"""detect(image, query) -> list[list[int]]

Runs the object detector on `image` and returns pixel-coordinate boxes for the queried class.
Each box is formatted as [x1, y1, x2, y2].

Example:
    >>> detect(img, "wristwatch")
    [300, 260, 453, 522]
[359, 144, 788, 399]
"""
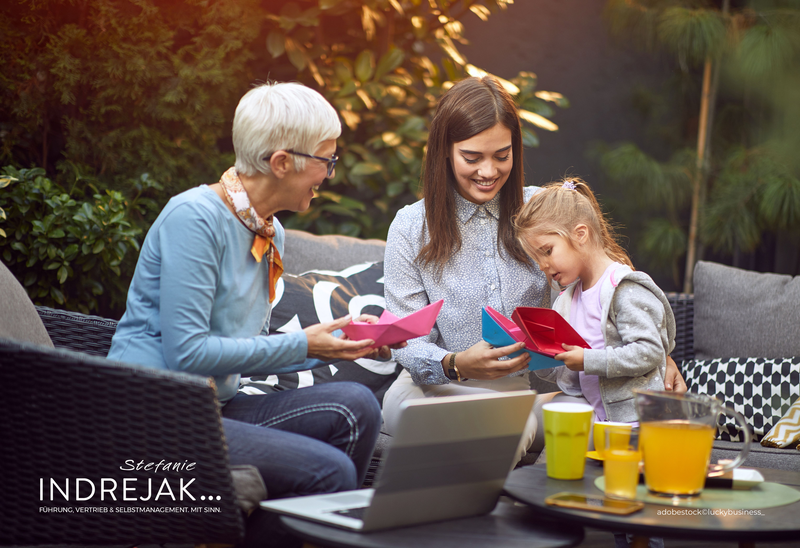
[446, 352, 466, 382]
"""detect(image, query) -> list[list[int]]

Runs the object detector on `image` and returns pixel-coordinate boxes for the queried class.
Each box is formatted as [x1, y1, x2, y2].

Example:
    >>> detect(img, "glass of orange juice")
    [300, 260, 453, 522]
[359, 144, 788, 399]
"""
[603, 426, 641, 500]
[635, 391, 752, 497]
[593, 421, 631, 458]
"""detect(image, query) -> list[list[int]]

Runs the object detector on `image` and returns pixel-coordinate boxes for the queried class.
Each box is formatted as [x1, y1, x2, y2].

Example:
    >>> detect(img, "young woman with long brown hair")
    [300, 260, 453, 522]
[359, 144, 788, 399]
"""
[381, 76, 686, 461]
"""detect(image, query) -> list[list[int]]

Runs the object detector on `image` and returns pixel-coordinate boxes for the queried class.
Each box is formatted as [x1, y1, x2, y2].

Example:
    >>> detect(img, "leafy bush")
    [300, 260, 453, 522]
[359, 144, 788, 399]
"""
[1, 0, 567, 240]
[0, 166, 142, 316]
[0, 0, 258, 194]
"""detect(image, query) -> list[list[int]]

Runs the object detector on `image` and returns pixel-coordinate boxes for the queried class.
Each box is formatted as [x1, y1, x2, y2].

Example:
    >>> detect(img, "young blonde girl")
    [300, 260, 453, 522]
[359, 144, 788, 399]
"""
[514, 178, 676, 423]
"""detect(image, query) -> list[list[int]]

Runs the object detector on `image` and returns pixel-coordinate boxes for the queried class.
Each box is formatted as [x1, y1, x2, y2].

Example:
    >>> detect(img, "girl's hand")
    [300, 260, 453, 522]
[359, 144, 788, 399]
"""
[305, 316, 380, 362]
[555, 344, 584, 371]
[348, 314, 408, 360]
[446, 341, 530, 380]
[664, 355, 687, 393]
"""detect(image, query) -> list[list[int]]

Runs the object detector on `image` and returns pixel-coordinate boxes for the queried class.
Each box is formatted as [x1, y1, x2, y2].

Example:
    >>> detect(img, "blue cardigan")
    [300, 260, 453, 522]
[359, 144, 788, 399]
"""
[108, 185, 320, 402]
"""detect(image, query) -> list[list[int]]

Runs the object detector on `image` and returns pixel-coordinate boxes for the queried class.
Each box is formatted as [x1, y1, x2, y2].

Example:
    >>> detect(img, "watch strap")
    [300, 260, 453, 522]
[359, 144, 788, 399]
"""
[446, 352, 458, 381]
[447, 352, 466, 382]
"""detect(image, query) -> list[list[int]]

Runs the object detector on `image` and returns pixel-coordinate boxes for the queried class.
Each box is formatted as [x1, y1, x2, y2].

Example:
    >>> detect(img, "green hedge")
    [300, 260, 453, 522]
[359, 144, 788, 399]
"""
[0, 166, 143, 316]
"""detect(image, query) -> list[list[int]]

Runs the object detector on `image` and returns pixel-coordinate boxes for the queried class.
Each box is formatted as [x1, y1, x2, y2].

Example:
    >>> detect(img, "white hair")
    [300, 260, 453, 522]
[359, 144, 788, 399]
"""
[232, 82, 341, 176]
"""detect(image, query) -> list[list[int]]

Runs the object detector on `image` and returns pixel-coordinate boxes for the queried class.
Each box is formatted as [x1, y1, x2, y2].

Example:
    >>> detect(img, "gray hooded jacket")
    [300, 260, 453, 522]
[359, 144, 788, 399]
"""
[536, 264, 676, 422]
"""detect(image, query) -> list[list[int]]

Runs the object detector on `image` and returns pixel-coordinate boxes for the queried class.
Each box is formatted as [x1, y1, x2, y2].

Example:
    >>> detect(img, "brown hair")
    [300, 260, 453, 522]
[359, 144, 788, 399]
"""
[513, 177, 633, 279]
[417, 76, 528, 272]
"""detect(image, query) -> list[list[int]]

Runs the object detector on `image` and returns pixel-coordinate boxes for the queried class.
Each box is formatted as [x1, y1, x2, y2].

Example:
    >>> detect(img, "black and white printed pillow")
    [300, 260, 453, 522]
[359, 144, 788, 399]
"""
[681, 357, 800, 442]
[239, 262, 402, 406]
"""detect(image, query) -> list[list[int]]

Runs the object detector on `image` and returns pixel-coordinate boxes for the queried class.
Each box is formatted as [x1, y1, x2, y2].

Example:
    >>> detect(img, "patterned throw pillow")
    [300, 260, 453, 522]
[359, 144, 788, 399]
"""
[761, 397, 800, 448]
[239, 262, 402, 406]
[681, 357, 800, 442]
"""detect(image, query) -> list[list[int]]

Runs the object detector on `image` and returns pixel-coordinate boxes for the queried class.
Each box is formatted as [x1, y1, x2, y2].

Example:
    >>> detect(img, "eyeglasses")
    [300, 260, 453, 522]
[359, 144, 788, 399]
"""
[265, 150, 338, 178]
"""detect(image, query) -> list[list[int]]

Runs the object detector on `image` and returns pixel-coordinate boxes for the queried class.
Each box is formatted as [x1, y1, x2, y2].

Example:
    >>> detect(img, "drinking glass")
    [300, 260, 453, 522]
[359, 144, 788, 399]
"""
[593, 421, 631, 457]
[603, 426, 641, 500]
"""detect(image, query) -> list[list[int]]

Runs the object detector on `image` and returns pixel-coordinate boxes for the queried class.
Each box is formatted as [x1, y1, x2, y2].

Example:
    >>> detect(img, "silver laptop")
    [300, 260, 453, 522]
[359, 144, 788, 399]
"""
[259, 390, 536, 532]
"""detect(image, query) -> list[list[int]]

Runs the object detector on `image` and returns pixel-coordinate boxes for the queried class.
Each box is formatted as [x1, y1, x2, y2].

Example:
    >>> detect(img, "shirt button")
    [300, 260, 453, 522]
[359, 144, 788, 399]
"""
[480, 219, 486, 225]
[484, 251, 491, 257]
[490, 284, 496, 290]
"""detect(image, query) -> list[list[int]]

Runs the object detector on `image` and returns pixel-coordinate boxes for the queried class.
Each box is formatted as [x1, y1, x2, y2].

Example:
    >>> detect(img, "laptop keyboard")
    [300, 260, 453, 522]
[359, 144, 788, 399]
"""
[332, 506, 367, 520]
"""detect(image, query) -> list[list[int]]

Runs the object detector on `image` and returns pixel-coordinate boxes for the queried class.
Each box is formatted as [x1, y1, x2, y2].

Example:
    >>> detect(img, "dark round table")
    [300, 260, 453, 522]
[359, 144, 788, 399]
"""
[504, 462, 800, 544]
[280, 499, 584, 548]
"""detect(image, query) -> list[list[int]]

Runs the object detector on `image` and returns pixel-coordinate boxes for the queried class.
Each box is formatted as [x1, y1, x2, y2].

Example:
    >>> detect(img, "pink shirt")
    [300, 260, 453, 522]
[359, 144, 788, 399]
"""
[570, 263, 619, 421]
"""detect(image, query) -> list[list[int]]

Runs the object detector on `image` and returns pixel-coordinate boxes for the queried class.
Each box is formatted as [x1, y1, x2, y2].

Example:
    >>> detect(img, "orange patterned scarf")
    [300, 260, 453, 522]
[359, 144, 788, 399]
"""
[218, 167, 284, 302]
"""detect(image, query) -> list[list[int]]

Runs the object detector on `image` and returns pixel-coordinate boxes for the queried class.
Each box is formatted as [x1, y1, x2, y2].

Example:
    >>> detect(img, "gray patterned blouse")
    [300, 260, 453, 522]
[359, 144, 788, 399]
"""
[384, 187, 550, 385]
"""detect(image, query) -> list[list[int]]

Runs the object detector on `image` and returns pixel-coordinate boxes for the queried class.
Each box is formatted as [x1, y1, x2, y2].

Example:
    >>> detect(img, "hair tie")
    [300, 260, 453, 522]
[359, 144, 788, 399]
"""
[562, 180, 576, 190]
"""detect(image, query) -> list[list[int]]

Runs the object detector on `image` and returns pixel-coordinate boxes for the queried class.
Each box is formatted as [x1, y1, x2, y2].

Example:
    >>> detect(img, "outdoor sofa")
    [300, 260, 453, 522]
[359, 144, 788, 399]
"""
[249, 230, 800, 471]
[2, 229, 798, 545]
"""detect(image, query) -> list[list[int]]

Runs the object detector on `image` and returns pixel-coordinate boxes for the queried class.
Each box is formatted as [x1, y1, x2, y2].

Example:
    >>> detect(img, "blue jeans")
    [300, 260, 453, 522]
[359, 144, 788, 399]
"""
[221, 382, 382, 497]
[221, 382, 382, 548]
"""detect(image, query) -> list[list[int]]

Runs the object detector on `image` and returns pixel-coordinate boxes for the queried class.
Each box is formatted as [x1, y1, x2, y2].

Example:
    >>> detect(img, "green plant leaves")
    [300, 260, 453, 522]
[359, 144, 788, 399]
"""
[657, 7, 727, 65]
[375, 48, 404, 81]
[267, 31, 286, 58]
[736, 24, 796, 81]
[285, 37, 307, 71]
[760, 175, 800, 229]
[350, 162, 383, 176]
[0, 166, 142, 314]
[355, 50, 375, 83]
[641, 218, 687, 266]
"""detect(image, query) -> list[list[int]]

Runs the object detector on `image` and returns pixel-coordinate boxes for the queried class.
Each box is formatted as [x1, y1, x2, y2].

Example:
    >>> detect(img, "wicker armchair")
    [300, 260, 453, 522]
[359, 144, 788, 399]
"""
[665, 292, 695, 364]
[0, 307, 245, 545]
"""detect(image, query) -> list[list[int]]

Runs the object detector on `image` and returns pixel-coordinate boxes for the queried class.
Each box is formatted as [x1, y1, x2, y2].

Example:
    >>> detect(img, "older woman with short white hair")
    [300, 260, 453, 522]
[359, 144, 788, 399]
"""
[109, 82, 390, 546]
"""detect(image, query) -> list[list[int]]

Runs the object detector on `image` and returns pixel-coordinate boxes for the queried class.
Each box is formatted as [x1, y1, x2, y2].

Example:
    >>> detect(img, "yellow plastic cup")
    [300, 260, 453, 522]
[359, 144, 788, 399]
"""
[593, 421, 632, 458]
[543, 402, 594, 480]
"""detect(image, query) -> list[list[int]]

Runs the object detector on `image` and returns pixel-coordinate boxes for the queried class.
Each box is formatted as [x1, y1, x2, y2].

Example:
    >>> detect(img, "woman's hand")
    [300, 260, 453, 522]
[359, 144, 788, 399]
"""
[555, 343, 584, 371]
[304, 316, 379, 362]
[446, 341, 531, 380]
[664, 355, 687, 392]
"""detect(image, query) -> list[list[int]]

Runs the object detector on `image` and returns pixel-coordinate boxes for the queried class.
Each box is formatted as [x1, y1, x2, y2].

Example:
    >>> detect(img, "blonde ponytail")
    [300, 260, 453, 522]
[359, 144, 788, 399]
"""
[513, 177, 633, 269]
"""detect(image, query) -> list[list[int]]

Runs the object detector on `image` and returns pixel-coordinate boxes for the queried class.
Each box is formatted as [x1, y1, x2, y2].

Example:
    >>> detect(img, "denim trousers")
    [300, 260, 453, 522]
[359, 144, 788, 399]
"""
[221, 382, 382, 497]
[221, 382, 382, 548]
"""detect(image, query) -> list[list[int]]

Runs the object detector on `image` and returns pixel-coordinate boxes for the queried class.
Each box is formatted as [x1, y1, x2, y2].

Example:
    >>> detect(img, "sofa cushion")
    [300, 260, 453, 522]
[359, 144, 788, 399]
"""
[711, 440, 800, 472]
[761, 397, 800, 449]
[0, 260, 53, 347]
[240, 262, 401, 405]
[282, 228, 386, 275]
[682, 356, 800, 442]
[693, 261, 800, 360]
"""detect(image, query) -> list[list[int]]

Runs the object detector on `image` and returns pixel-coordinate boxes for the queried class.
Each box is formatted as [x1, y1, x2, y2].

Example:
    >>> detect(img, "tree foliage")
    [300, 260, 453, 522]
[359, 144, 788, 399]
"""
[253, 1, 568, 238]
[599, 0, 800, 285]
[0, 0, 259, 195]
[0, 0, 567, 240]
[0, 0, 567, 314]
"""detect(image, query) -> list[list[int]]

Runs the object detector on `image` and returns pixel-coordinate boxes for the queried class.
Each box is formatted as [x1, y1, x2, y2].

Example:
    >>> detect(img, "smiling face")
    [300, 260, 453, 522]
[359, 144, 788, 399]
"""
[449, 123, 513, 205]
[525, 232, 586, 287]
[284, 138, 337, 212]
